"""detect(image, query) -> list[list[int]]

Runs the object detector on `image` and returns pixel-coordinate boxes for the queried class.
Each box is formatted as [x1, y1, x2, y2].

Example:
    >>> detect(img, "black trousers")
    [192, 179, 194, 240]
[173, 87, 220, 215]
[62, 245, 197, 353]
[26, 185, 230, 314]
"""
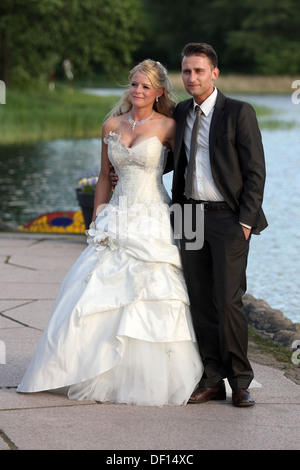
[180, 203, 254, 390]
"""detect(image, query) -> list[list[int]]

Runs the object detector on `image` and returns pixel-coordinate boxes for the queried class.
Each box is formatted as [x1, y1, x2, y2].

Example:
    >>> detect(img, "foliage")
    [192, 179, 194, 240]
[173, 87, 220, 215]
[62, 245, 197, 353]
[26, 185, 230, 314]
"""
[0, 0, 144, 88]
[138, 0, 300, 75]
[1, 0, 300, 89]
[225, 0, 300, 74]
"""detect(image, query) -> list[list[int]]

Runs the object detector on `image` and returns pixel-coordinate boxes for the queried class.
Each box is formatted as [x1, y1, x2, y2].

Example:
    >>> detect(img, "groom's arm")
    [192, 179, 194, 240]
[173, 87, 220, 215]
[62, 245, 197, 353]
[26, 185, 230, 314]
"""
[164, 150, 174, 174]
[236, 102, 266, 230]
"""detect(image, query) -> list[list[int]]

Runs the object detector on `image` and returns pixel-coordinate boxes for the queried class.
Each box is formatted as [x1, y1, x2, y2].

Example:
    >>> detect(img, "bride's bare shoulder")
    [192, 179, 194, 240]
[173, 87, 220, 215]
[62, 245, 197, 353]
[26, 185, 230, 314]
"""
[158, 114, 176, 128]
[159, 115, 176, 137]
[102, 116, 119, 137]
[102, 116, 122, 136]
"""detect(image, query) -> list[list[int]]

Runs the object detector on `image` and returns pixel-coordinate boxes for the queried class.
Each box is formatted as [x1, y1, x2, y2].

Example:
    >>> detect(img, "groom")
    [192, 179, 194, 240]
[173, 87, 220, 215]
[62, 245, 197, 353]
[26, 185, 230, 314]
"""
[173, 43, 267, 407]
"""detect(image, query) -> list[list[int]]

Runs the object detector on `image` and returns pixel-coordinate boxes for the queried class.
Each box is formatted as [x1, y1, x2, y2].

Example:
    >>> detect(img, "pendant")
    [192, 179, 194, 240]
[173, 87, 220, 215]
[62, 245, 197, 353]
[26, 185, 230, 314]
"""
[128, 110, 155, 131]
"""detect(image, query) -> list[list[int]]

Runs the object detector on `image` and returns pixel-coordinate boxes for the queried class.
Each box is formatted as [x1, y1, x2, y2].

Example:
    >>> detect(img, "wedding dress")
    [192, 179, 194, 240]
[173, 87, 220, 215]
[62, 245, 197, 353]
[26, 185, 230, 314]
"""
[17, 132, 203, 406]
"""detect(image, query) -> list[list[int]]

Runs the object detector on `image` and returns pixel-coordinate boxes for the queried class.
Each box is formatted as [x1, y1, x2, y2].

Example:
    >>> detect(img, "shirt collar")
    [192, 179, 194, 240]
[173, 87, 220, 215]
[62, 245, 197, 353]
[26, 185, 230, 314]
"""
[193, 87, 218, 117]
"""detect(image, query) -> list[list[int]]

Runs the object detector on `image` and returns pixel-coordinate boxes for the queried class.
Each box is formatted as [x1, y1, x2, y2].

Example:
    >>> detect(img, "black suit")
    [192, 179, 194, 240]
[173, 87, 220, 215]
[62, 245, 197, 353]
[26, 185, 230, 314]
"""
[171, 90, 267, 390]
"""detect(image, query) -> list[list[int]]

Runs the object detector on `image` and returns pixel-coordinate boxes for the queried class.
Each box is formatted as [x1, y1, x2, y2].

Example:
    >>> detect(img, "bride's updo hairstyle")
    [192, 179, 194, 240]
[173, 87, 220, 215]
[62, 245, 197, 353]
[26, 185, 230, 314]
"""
[108, 59, 176, 118]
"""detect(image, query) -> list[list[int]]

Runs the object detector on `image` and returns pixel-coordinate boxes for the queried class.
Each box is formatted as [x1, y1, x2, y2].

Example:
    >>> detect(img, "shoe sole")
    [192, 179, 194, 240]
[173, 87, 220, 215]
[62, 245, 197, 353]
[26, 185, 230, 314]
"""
[232, 401, 255, 407]
[188, 393, 227, 404]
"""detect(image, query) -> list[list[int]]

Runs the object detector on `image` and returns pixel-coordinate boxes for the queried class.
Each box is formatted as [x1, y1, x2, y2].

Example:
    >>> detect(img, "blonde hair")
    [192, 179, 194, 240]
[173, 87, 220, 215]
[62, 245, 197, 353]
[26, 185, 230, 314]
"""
[108, 59, 176, 118]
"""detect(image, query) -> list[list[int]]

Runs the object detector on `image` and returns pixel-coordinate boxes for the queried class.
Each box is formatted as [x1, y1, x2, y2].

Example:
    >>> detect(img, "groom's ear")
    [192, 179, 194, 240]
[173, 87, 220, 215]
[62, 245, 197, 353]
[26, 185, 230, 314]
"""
[212, 67, 219, 82]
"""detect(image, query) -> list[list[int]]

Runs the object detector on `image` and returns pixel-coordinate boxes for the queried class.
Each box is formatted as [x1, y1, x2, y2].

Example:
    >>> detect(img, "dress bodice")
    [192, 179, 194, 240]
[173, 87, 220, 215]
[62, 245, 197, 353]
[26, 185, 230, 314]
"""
[104, 132, 170, 207]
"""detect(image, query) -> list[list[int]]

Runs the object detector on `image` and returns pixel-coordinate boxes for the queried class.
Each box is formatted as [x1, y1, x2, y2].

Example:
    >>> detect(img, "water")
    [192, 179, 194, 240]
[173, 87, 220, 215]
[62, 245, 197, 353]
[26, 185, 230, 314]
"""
[234, 94, 300, 324]
[0, 139, 101, 224]
[0, 93, 299, 323]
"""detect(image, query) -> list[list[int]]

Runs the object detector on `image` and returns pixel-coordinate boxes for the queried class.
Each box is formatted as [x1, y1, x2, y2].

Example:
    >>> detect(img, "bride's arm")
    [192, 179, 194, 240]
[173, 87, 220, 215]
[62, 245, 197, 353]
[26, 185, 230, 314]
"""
[163, 118, 176, 174]
[162, 117, 176, 152]
[92, 127, 113, 222]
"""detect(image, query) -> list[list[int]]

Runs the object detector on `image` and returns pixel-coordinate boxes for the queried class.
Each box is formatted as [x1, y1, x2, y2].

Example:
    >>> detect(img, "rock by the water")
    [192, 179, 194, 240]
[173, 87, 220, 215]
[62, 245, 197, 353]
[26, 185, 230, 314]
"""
[243, 293, 300, 349]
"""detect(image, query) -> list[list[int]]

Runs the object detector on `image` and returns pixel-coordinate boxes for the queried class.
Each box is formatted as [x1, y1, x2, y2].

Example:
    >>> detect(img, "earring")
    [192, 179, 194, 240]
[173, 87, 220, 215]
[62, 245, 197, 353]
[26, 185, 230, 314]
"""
[156, 96, 159, 102]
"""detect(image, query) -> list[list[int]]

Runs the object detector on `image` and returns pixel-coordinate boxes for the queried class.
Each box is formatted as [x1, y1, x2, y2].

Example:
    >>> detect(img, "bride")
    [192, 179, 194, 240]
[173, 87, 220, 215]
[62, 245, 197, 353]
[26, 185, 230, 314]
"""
[17, 59, 203, 406]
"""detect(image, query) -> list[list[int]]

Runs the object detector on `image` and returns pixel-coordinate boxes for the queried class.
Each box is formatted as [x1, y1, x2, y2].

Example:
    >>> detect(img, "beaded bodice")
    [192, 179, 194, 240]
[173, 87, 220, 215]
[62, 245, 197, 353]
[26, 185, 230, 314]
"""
[104, 132, 170, 207]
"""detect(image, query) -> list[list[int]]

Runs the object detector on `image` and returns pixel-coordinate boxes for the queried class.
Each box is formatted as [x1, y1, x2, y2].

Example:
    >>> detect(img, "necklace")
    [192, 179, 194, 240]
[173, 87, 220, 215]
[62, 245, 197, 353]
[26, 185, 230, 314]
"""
[128, 110, 155, 130]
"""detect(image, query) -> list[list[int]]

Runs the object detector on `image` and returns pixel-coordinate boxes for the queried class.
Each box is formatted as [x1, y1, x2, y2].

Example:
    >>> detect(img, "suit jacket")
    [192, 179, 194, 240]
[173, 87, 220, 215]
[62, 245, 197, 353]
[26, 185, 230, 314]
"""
[171, 90, 268, 234]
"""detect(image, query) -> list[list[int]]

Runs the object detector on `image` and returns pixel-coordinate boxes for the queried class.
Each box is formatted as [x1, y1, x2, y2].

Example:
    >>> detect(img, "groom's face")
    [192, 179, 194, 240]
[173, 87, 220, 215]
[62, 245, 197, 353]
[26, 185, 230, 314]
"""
[181, 54, 219, 104]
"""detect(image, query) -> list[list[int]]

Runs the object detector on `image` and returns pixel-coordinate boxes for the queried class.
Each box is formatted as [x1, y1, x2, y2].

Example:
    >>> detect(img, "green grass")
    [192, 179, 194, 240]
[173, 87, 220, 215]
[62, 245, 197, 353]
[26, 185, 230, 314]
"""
[248, 326, 293, 364]
[0, 428, 18, 450]
[248, 326, 300, 385]
[0, 79, 294, 145]
[0, 85, 119, 145]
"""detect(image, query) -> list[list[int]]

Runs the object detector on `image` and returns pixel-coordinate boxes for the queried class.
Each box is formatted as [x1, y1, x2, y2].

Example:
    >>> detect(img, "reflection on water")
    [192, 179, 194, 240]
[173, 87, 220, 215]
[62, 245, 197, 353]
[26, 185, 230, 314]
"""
[0, 94, 299, 324]
[0, 139, 101, 225]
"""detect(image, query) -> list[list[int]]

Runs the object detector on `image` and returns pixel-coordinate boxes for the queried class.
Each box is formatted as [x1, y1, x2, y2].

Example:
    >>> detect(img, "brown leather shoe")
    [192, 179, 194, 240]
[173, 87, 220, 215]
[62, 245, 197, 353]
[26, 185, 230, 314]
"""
[232, 388, 255, 407]
[188, 383, 226, 404]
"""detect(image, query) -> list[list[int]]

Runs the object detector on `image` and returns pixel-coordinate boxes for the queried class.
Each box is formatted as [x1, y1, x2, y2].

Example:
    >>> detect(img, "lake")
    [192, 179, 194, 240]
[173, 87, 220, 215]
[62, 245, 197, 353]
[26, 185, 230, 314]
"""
[0, 93, 299, 324]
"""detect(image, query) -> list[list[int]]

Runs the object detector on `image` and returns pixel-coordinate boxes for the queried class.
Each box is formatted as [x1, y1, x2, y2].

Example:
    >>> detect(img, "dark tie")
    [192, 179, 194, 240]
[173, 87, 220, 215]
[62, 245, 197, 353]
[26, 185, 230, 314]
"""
[185, 106, 202, 200]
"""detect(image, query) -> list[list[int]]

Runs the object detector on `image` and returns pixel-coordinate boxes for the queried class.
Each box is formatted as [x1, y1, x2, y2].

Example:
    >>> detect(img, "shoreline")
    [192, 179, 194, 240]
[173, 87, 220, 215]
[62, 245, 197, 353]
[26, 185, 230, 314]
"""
[169, 73, 299, 95]
[244, 294, 300, 386]
[1, 77, 297, 145]
[243, 293, 300, 349]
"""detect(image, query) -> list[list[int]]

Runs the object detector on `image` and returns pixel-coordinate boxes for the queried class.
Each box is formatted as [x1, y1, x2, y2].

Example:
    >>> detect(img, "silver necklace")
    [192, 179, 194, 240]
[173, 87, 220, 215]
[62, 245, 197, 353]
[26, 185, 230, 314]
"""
[128, 110, 155, 130]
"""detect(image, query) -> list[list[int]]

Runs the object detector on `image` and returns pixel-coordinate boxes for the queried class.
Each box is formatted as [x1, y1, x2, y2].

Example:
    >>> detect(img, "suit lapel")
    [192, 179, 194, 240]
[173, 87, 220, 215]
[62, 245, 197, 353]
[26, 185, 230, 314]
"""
[174, 99, 193, 169]
[209, 90, 226, 162]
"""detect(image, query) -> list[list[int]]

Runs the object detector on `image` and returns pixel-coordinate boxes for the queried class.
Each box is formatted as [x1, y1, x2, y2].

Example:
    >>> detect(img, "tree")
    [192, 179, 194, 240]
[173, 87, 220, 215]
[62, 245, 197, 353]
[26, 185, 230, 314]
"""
[0, 0, 144, 88]
[137, 0, 300, 74]
[58, 0, 144, 79]
[137, 0, 205, 70]
[225, 0, 300, 74]
[0, 0, 63, 87]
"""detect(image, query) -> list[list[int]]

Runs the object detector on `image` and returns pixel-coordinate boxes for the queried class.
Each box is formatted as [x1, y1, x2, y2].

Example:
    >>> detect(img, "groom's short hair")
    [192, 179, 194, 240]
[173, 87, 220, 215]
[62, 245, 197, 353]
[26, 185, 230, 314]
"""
[181, 43, 218, 69]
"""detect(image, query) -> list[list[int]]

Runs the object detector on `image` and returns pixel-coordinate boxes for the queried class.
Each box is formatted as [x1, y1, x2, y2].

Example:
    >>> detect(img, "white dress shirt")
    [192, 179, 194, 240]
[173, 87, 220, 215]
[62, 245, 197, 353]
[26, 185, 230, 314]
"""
[184, 88, 224, 202]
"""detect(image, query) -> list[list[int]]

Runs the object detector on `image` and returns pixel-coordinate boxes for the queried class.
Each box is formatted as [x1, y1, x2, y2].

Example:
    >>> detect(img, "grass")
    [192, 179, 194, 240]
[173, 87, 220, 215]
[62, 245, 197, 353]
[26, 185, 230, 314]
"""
[0, 428, 18, 450]
[248, 326, 300, 385]
[0, 85, 118, 145]
[248, 327, 293, 363]
[0, 74, 297, 145]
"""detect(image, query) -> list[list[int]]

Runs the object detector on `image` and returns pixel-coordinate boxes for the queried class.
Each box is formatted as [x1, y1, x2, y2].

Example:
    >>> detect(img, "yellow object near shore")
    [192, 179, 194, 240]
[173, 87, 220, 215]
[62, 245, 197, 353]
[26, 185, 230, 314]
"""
[18, 210, 85, 234]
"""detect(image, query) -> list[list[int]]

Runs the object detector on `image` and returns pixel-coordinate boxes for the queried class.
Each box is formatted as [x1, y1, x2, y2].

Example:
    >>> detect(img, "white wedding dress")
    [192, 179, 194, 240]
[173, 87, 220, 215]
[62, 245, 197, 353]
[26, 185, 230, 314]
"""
[17, 132, 203, 406]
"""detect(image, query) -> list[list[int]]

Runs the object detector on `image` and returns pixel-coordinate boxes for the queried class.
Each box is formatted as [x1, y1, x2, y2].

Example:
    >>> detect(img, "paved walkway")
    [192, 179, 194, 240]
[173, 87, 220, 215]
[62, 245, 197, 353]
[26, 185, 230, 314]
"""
[0, 232, 299, 451]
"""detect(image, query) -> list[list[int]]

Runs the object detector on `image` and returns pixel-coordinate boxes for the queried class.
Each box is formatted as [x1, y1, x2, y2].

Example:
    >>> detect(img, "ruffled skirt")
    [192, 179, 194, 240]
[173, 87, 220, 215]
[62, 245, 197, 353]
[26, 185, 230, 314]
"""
[17, 204, 203, 406]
